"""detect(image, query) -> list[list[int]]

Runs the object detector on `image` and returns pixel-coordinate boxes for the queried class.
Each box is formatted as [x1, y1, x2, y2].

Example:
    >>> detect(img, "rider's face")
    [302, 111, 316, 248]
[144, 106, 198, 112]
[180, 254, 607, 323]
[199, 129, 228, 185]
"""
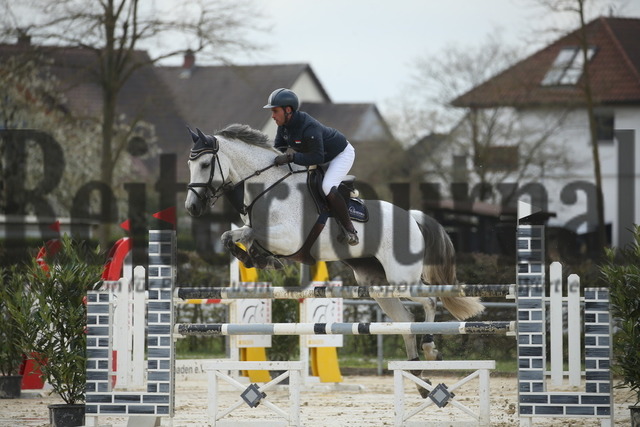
[270, 107, 290, 126]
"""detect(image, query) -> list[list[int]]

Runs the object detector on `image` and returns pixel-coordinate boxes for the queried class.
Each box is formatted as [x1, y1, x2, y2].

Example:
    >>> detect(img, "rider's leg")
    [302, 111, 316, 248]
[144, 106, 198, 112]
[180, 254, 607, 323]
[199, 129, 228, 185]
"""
[323, 143, 358, 245]
[326, 187, 359, 245]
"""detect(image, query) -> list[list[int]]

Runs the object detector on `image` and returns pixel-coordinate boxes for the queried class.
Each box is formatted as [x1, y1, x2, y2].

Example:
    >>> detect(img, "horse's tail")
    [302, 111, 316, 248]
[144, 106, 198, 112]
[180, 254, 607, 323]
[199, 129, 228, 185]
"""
[410, 210, 485, 320]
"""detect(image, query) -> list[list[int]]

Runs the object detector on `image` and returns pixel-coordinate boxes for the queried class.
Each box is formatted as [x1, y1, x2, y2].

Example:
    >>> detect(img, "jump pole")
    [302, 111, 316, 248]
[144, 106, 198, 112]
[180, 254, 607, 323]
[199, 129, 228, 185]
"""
[174, 321, 515, 336]
[176, 283, 515, 300]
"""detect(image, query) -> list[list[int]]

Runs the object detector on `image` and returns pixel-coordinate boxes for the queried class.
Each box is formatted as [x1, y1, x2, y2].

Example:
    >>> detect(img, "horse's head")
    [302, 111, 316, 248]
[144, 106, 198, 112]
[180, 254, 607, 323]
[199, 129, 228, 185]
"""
[185, 127, 231, 217]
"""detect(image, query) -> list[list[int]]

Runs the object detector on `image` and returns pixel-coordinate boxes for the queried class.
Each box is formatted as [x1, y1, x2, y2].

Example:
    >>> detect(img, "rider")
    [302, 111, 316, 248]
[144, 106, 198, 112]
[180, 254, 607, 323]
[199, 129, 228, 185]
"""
[264, 88, 359, 246]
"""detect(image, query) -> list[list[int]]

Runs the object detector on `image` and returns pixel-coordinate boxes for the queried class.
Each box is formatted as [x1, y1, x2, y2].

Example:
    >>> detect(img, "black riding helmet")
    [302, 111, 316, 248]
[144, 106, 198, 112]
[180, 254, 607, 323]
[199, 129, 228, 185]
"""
[263, 88, 299, 111]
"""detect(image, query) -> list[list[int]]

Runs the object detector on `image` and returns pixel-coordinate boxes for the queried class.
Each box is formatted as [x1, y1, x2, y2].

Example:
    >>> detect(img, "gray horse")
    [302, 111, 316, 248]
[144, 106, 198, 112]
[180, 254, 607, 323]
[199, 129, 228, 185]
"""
[184, 124, 484, 396]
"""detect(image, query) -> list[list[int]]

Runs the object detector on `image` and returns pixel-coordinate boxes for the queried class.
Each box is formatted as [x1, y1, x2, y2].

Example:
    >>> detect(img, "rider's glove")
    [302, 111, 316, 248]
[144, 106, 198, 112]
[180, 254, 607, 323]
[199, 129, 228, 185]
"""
[274, 152, 294, 165]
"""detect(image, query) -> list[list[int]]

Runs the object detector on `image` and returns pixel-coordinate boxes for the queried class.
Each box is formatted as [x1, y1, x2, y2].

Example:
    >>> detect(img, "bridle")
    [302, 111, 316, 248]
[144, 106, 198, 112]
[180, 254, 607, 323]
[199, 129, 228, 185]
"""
[187, 129, 305, 217]
[187, 132, 229, 208]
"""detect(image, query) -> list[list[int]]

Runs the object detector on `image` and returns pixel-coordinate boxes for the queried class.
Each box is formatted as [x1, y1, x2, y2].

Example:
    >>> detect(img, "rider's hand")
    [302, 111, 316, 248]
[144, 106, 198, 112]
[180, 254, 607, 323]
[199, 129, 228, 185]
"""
[274, 153, 293, 165]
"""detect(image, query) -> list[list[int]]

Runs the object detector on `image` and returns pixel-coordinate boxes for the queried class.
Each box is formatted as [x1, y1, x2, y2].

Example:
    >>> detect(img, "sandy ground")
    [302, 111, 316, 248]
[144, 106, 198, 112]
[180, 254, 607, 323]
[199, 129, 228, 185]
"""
[0, 372, 636, 426]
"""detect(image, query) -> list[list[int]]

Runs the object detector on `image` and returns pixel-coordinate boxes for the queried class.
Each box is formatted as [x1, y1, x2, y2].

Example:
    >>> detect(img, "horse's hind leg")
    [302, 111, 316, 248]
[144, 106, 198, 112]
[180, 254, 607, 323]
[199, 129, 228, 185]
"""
[343, 259, 420, 361]
[372, 297, 419, 361]
[345, 258, 431, 398]
[373, 297, 431, 399]
[408, 296, 442, 361]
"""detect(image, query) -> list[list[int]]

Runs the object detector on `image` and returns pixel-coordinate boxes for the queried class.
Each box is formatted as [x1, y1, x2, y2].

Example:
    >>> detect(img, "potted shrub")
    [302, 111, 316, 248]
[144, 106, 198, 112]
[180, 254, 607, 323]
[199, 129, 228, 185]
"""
[12, 235, 103, 427]
[601, 225, 640, 427]
[0, 266, 27, 398]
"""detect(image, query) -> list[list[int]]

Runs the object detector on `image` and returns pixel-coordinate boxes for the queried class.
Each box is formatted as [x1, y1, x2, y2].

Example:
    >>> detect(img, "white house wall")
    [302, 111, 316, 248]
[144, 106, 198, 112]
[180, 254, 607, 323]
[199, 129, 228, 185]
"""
[423, 106, 639, 247]
[521, 107, 639, 247]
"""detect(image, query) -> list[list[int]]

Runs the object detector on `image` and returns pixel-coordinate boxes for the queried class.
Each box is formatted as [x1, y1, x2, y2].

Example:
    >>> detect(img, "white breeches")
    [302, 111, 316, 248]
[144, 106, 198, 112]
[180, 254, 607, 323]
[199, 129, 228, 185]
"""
[322, 142, 355, 195]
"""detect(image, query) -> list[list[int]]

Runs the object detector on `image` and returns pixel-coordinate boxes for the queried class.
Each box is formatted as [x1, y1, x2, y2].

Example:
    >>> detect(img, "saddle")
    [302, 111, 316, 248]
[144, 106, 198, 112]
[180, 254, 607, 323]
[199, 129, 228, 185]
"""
[307, 165, 369, 223]
[226, 165, 369, 266]
[284, 166, 368, 265]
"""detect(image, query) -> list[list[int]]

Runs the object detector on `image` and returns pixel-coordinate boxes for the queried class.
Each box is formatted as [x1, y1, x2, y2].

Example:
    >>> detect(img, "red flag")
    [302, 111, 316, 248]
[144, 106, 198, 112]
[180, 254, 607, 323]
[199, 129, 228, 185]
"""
[153, 207, 176, 226]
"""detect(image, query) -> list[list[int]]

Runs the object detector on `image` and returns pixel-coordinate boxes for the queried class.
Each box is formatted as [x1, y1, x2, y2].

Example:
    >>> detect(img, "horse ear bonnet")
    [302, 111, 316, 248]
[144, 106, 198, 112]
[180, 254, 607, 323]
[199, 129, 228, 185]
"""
[189, 127, 218, 160]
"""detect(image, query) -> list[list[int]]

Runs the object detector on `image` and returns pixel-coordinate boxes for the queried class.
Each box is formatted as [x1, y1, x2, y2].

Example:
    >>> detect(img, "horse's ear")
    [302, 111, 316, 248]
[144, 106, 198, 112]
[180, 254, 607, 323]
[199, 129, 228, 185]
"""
[187, 127, 198, 143]
[196, 128, 208, 146]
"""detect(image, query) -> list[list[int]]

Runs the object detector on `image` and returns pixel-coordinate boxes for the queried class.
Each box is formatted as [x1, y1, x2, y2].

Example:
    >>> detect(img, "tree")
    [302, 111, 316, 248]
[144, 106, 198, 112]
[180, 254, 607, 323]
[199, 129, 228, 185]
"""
[388, 31, 573, 207]
[1, 0, 265, 246]
[0, 48, 158, 221]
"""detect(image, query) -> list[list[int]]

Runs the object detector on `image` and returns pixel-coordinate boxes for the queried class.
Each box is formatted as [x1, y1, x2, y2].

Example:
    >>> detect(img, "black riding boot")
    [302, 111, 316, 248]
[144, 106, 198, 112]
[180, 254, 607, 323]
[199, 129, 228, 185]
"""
[326, 187, 359, 246]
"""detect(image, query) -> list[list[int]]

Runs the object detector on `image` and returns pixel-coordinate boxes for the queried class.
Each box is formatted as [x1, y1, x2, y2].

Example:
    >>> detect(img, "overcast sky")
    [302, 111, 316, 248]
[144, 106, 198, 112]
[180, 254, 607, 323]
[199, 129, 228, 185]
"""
[219, 0, 640, 109]
[153, 0, 640, 110]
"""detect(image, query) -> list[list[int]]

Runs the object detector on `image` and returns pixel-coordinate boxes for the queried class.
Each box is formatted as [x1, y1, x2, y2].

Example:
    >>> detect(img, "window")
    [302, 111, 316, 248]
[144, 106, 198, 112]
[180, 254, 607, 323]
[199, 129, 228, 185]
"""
[595, 112, 614, 142]
[541, 46, 596, 86]
[475, 146, 519, 172]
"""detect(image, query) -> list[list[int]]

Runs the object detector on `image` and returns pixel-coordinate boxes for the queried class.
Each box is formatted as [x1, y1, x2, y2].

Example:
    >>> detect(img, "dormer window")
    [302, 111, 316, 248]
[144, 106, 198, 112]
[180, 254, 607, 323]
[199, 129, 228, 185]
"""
[541, 46, 596, 86]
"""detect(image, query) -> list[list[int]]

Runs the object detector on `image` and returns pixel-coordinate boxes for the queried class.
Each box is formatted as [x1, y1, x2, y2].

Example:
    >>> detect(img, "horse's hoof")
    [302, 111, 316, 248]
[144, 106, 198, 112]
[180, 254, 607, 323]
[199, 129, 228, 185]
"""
[416, 378, 432, 399]
[253, 256, 268, 269]
[221, 234, 233, 249]
[418, 385, 431, 399]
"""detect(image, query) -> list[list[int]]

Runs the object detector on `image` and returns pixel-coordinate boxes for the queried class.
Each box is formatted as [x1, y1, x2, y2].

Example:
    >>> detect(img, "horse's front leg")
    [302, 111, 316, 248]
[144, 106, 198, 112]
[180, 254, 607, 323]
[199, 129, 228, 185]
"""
[221, 226, 255, 268]
[248, 245, 285, 270]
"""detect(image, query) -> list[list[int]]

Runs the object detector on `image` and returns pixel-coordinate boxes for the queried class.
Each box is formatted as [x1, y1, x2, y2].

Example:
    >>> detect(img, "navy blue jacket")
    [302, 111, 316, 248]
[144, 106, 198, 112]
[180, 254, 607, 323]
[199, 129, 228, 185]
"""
[274, 111, 348, 166]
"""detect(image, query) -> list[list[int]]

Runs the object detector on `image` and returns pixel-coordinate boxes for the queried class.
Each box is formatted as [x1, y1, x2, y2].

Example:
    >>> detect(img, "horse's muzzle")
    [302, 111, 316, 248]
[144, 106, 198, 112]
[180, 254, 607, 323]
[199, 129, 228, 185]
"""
[185, 188, 208, 217]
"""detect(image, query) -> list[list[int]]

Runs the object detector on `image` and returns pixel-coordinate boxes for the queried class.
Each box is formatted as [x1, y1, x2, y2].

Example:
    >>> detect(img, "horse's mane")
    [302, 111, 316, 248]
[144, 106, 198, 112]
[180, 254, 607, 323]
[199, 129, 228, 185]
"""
[216, 123, 273, 150]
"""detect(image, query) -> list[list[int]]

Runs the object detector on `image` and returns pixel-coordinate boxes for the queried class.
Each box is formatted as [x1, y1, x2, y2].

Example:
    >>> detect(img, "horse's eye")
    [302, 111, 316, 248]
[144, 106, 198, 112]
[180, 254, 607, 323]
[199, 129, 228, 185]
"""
[202, 162, 210, 169]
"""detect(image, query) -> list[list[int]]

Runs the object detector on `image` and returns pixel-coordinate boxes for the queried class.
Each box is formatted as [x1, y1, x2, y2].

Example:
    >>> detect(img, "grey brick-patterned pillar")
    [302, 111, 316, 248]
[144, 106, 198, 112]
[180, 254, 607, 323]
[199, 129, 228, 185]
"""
[86, 229, 176, 418]
[516, 203, 613, 425]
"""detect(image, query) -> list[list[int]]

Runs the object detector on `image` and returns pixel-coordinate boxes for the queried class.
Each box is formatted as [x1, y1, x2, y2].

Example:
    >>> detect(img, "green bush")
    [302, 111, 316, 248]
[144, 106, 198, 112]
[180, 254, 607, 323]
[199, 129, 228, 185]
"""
[601, 225, 640, 404]
[0, 266, 28, 376]
[11, 236, 103, 404]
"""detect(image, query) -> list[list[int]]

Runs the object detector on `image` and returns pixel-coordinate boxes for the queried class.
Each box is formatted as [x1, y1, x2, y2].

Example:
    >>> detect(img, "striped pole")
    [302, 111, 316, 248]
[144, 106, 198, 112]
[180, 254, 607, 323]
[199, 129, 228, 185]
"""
[176, 284, 515, 300]
[174, 321, 515, 337]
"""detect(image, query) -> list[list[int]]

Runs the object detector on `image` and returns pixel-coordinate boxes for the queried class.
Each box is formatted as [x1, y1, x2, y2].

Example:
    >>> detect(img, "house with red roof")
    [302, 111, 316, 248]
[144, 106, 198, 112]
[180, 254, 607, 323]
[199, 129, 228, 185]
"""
[448, 16, 640, 248]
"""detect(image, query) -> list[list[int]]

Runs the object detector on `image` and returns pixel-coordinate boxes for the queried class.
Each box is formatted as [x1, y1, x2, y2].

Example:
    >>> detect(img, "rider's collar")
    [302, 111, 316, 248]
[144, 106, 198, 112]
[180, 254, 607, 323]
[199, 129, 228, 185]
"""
[283, 110, 300, 128]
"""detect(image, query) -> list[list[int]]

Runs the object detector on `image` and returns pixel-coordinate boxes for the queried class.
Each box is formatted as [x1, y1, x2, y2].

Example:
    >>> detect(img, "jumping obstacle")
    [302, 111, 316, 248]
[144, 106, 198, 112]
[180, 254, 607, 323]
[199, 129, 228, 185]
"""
[84, 201, 614, 427]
